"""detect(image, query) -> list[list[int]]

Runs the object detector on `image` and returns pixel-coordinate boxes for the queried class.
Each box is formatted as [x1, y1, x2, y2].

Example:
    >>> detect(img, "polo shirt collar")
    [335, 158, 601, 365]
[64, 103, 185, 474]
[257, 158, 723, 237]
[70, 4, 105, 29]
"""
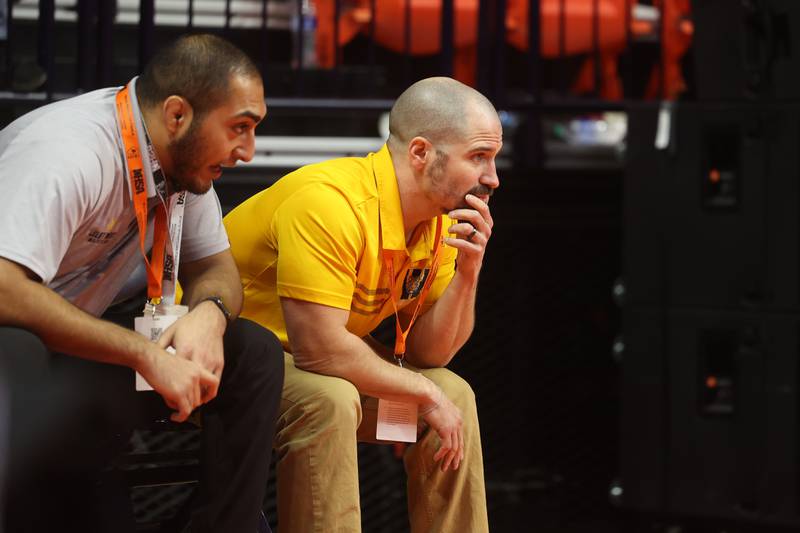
[373, 144, 406, 252]
[372, 144, 440, 262]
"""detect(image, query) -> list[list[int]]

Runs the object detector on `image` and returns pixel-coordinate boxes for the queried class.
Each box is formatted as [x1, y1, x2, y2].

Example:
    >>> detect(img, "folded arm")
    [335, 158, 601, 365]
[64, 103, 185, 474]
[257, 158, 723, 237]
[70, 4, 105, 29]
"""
[282, 297, 465, 470]
[403, 271, 477, 368]
[405, 194, 492, 368]
[282, 297, 438, 403]
[0, 257, 217, 422]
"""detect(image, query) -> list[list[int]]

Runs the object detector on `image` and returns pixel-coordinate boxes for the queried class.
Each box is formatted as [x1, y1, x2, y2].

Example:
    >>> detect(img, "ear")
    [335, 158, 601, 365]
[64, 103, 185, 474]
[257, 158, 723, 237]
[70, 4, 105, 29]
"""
[408, 136, 431, 173]
[162, 95, 194, 137]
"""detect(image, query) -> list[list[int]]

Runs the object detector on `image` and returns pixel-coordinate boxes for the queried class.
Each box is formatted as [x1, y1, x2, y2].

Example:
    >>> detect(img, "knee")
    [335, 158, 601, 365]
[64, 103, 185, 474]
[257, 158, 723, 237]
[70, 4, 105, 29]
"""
[226, 319, 285, 384]
[0, 327, 49, 381]
[306, 378, 361, 430]
[283, 376, 362, 437]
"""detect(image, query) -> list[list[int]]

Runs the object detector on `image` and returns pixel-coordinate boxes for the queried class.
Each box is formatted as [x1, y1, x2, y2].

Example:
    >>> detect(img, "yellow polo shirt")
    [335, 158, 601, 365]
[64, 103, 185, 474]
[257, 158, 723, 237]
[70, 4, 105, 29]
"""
[224, 145, 458, 350]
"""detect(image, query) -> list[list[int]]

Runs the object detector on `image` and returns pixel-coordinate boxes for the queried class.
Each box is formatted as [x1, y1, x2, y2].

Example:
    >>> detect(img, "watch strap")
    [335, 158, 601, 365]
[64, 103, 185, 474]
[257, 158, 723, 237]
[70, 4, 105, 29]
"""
[201, 295, 231, 325]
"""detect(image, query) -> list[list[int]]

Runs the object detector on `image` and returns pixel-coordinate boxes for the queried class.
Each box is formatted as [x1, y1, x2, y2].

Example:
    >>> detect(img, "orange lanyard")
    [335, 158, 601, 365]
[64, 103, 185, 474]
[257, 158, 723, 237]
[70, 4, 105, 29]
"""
[115, 83, 169, 304]
[382, 216, 443, 366]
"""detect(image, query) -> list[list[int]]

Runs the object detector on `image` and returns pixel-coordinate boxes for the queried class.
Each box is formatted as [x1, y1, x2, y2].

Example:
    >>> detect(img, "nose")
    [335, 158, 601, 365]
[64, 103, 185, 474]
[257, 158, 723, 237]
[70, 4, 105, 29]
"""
[232, 130, 256, 164]
[481, 160, 500, 190]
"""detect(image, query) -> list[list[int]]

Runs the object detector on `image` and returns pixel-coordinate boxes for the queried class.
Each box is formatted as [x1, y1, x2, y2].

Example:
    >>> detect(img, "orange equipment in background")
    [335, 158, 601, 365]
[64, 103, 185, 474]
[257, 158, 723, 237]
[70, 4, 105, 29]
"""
[505, 0, 627, 99]
[315, 0, 480, 84]
[314, 0, 693, 101]
[646, 0, 693, 100]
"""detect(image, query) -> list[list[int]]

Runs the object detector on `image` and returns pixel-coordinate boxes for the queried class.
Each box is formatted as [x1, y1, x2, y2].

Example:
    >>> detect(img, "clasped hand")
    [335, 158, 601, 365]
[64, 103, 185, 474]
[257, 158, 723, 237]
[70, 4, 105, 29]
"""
[446, 193, 494, 279]
[143, 302, 226, 422]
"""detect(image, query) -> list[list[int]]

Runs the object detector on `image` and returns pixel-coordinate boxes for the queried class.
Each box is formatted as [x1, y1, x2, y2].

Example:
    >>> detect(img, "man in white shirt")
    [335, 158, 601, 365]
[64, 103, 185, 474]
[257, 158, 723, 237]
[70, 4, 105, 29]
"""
[0, 34, 283, 533]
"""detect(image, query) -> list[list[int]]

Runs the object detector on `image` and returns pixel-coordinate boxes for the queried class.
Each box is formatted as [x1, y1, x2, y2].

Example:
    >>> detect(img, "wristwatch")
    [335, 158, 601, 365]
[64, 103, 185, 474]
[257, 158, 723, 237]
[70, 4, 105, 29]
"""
[202, 295, 232, 325]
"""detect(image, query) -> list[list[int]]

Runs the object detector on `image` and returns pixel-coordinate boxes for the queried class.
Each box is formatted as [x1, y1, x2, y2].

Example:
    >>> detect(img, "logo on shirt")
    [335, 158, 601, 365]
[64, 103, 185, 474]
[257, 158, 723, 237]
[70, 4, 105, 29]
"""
[401, 268, 431, 300]
[86, 219, 120, 245]
[87, 227, 118, 244]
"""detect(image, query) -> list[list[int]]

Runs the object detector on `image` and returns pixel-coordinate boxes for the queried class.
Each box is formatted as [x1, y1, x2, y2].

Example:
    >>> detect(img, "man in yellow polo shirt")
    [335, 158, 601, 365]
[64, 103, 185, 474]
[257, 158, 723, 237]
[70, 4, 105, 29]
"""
[224, 76, 502, 532]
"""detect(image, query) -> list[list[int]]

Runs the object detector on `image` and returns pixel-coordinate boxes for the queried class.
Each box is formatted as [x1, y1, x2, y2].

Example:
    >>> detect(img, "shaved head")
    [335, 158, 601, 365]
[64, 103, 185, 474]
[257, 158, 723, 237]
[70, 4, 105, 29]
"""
[388, 77, 497, 149]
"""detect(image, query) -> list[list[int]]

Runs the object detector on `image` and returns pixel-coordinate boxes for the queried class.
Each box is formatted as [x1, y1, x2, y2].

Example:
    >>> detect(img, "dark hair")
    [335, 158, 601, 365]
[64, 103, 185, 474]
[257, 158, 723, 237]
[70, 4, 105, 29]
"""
[136, 34, 261, 116]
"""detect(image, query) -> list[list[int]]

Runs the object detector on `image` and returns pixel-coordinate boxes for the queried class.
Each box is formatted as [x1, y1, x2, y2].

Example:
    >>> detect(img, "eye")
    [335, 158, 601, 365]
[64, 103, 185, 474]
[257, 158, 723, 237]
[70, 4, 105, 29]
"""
[472, 153, 486, 163]
[233, 123, 250, 134]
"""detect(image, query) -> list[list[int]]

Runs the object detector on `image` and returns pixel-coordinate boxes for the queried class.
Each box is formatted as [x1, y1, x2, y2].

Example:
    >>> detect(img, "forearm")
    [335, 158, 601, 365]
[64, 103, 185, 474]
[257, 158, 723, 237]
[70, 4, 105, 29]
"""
[179, 251, 243, 319]
[0, 266, 156, 371]
[181, 275, 242, 317]
[295, 332, 440, 405]
[405, 270, 479, 368]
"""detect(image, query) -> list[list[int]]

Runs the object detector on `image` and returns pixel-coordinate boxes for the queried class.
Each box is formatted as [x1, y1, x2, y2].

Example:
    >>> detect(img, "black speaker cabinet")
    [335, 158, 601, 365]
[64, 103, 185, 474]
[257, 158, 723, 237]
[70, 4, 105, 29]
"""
[621, 102, 800, 526]
[623, 102, 800, 310]
[620, 310, 800, 525]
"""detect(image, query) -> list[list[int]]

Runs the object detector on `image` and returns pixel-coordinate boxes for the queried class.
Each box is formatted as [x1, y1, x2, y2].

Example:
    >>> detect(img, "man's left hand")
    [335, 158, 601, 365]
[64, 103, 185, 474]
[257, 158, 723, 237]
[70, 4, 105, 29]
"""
[445, 193, 493, 279]
[157, 300, 227, 403]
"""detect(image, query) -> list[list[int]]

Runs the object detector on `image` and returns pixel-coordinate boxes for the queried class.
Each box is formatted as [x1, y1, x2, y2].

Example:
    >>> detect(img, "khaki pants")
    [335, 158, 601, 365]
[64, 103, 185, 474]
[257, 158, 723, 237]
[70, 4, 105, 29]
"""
[275, 353, 489, 533]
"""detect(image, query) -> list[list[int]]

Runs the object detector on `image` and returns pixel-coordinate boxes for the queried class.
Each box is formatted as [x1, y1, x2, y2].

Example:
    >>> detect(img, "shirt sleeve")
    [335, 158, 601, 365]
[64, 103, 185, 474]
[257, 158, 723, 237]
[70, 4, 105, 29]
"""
[0, 139, 101, 283]
[273, 183, 364, 310]
[179, 185, 230, 262]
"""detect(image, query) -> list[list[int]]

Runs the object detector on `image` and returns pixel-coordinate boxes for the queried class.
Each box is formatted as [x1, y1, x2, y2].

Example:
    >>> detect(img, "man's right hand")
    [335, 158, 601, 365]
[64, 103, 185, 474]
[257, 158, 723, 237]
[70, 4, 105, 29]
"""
[421, 388, 464, 472]
[138, 347, 220, 423]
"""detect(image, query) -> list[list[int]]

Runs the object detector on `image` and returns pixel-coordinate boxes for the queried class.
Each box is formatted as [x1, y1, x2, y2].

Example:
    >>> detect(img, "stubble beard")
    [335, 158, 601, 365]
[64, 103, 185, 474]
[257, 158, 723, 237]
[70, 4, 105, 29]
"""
[167, 117, 212, 195]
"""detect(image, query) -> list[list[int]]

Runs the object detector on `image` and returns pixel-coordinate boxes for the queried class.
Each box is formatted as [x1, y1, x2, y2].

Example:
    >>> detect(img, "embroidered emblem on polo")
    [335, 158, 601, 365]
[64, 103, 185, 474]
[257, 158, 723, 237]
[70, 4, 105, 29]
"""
[402, 268, 430, 300]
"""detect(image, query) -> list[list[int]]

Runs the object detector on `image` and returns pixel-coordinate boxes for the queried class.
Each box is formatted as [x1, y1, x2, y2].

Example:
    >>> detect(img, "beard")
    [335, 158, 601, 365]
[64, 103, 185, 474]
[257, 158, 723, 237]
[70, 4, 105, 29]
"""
[426, 149, 494, 211]
[166, 117, 212, 195]
[427, 149, 450, 183]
